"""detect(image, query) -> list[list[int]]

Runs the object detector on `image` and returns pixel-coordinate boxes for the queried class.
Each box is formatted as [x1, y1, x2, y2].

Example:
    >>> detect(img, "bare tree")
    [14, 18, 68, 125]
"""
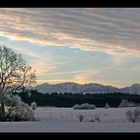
[126, 108, 140, 123]
[77, 113, 85, 122]
[0, 46, 36, 120]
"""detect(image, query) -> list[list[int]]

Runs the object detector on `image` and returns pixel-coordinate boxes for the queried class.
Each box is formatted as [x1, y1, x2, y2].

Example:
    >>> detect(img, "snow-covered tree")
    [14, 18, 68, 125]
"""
[10, 95, 22, 107]
[7, 95, 35, 121]
[4, 94, 11, 106]
[28, 92, 32, 97]
[126, 108, 140, 123]
[118, 100, 128, 107]
[31, 102, 37, 110]
[104, 103, 110, 109]
[79, 103, 90, 109]
[73, 104, 80, 109]
[89, 104, 96, 109]
[73, 103, 96, 110]
[0, 46, 36, 120]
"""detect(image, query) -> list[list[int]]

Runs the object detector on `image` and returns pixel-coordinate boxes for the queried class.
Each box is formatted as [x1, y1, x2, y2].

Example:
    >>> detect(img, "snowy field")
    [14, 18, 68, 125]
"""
[0, 107, 140, 132]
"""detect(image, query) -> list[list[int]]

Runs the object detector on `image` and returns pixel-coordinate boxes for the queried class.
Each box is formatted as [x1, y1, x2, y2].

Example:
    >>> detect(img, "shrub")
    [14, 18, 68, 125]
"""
[7, 102, 35, 121]
[10, 95, 22, 107]
[6, 95, 35, 121]
[73, 103, 96, 110]
[119, 100, 128, 107]
[31, 102, 37, 110]
[119, 100, 136, 108]
[77, 114, 85, 122]
[126, 108, 140, 123]
[73, 104, 80, 109]
[90, 104, 96, 109]
[104, 103, 110, 109]
[4, 95, 12, 106]
[79, 103, 90, 109]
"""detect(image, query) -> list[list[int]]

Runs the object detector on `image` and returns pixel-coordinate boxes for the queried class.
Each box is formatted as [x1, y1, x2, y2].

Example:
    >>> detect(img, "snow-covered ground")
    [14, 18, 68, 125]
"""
[0, 107, 140, 132]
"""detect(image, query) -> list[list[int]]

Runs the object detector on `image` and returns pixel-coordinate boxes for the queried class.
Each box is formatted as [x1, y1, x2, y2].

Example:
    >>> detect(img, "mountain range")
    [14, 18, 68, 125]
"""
[30, 82, 140, 94]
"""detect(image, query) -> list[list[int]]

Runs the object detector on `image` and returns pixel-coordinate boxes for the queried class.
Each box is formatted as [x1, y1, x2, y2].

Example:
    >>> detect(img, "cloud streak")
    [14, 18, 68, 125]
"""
[0, 8, 140, 56]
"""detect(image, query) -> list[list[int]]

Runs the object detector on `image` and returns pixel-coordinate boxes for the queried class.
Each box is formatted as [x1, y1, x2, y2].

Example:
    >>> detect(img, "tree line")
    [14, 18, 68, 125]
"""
[12, 90, 140, 107]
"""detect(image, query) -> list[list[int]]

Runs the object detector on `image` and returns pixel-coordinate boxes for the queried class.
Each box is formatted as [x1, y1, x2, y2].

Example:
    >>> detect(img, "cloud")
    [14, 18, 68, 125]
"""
[30, 60, 72, 78]
[0, 8, 140, 56]
[37, 79, 73, 84]
[7, 45, 40, 59]
[31, 61, 57, 76]
[93, 79, 126, 88]
[42, 69, 99, 76]
[37, 68, 101, 84]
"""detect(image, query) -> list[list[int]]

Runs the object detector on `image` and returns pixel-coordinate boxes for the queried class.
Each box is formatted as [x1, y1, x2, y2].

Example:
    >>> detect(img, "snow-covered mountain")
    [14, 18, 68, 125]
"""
[32, 82, 121, 94]
[34, 82, 82, 94]
[82, 83, 119, 94]
[31, 82, 140, 94]
[120, 84, 140, 94]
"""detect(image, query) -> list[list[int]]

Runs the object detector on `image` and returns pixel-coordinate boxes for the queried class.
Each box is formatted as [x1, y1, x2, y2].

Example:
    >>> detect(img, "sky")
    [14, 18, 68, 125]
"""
[0, 8, 140, 88]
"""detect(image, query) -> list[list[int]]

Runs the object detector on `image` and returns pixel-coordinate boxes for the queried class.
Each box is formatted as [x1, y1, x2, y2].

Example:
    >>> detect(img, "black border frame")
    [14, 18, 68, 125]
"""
[0, 0, 140, 138]
[0, 0, 140, 7]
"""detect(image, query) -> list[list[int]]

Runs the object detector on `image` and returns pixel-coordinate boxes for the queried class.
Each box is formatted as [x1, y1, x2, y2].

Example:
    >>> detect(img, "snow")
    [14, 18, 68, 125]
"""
[0, 107, 140, 132]
[34, 82, 140, 94]
[34, 82, 120, 94]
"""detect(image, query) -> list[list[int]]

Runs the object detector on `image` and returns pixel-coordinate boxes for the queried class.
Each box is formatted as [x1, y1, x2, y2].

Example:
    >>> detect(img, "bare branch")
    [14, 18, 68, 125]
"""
[0, 46, 36, 99]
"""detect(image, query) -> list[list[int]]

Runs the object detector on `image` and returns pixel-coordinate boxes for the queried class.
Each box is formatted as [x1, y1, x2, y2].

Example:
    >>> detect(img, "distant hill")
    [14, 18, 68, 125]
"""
[31, 82, 140, 94]
[26, 82, 140, 94]
[121, 84, 140, 94]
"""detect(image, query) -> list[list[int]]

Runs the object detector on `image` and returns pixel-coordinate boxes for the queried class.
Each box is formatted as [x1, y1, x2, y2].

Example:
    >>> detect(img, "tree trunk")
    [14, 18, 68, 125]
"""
[0, 100, 5, 121]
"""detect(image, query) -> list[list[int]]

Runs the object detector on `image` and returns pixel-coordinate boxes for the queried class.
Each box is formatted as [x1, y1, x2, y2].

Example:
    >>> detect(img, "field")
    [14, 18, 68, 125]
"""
[0, 107, 140, 132]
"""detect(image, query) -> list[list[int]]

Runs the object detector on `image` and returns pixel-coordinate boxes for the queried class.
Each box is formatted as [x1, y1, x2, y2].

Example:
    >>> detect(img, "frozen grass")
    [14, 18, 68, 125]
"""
[36, 107, 129, 123]
[0, 107, 140, 132]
